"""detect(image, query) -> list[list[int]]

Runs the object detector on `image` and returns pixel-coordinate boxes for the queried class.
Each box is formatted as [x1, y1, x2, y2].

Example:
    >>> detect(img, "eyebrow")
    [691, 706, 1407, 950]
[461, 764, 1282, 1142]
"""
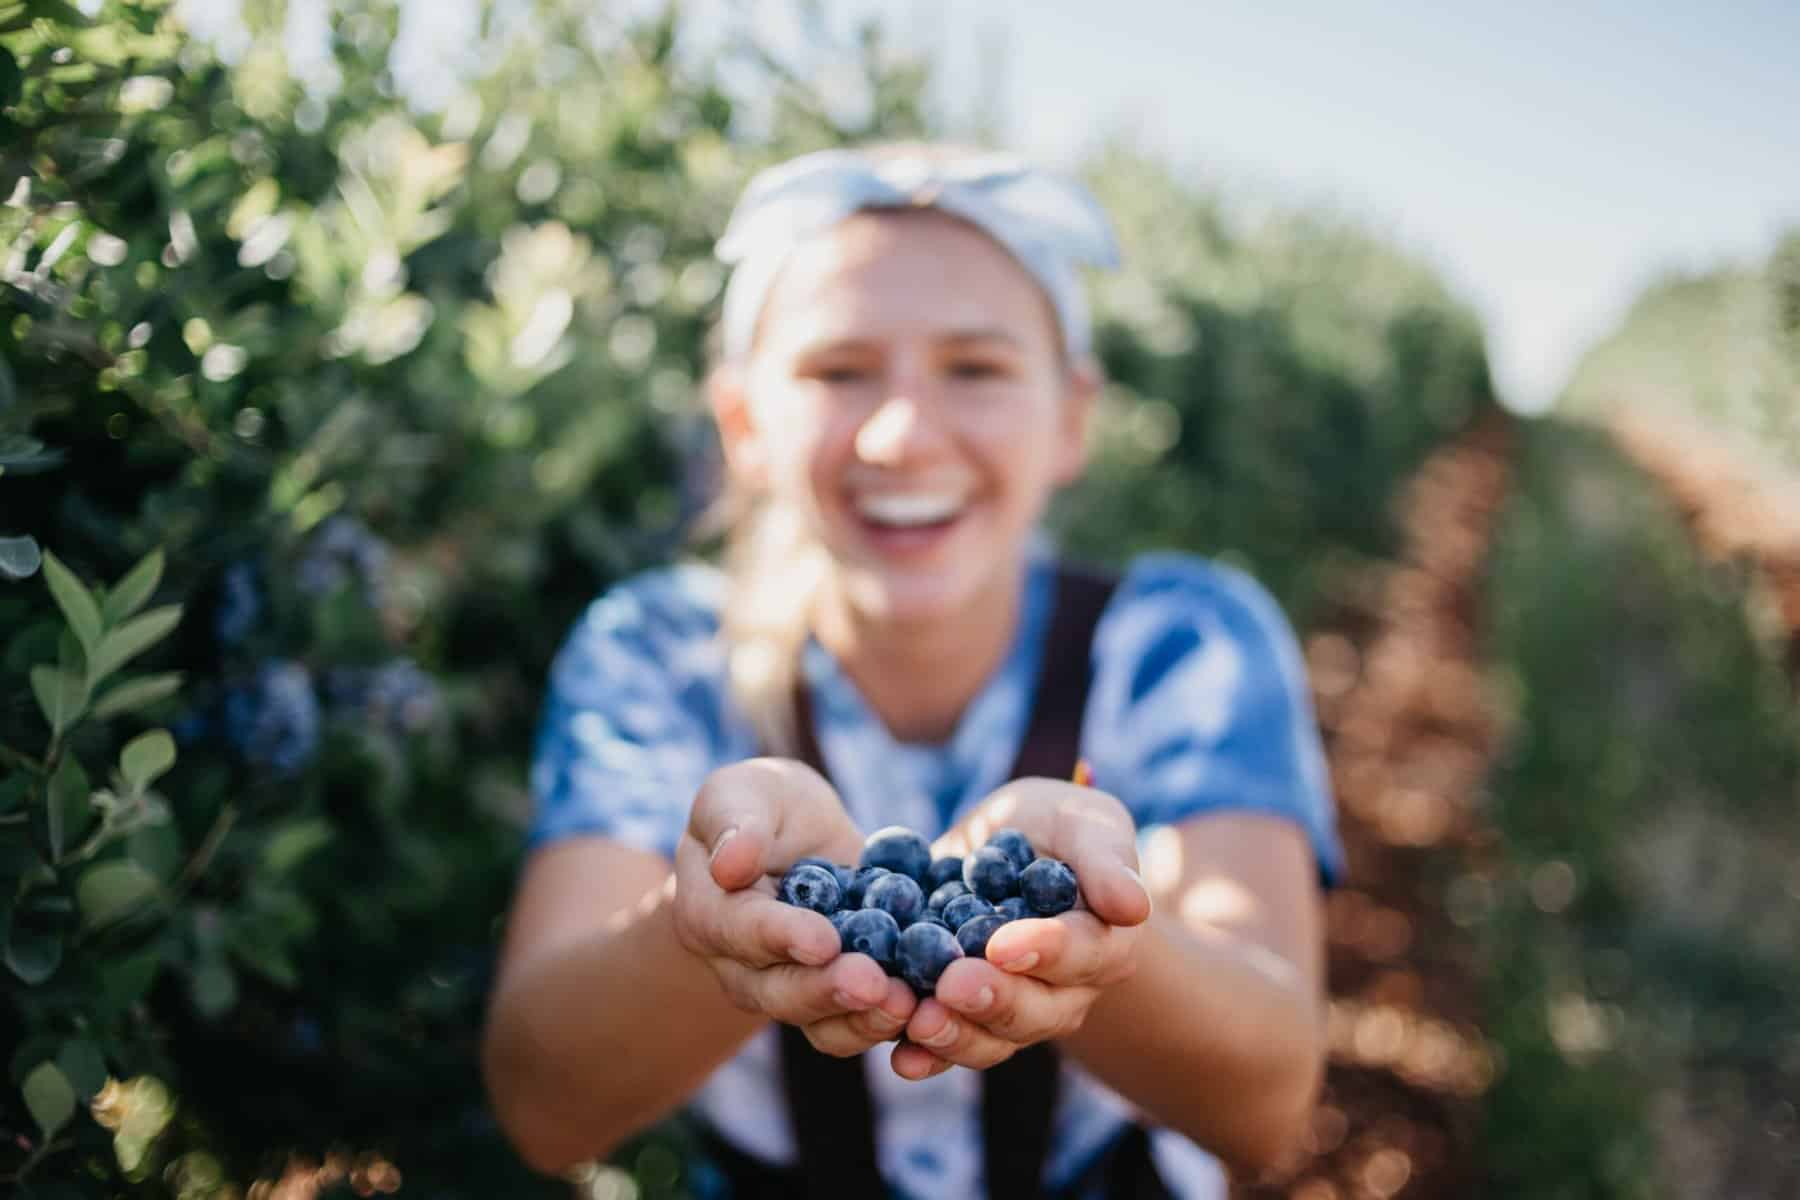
[796, 328, 1027, 356]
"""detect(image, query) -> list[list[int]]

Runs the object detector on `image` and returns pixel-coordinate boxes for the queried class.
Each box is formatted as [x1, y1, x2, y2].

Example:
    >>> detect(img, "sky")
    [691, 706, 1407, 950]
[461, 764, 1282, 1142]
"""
[820, 1, 1800, 415]
[178, 0, 1800, 417]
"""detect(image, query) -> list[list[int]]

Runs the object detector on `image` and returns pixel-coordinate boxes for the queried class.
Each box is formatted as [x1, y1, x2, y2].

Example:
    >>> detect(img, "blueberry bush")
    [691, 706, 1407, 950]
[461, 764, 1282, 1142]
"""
[1, 1, 1505, 1197]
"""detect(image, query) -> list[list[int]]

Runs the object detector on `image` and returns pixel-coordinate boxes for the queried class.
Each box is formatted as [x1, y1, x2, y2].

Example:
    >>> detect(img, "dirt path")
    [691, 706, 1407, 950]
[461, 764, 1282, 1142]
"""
[1605, 410, 1800, 685]
[1235, 410, 1518, 1200]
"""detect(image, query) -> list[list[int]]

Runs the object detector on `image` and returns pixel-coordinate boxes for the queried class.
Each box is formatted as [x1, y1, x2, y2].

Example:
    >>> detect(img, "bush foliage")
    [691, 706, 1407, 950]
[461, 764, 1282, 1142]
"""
[2, 2, 1496, 1196]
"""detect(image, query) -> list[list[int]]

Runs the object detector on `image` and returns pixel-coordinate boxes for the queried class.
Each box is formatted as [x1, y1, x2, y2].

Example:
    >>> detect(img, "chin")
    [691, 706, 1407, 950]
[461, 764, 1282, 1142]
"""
[841, 564, 987, 630]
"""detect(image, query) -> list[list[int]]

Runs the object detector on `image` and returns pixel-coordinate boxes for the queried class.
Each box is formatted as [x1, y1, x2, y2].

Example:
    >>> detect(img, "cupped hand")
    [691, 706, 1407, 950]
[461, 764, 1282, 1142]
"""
[893, 777, 1151, 1080]
[673, 758, 918, 1055]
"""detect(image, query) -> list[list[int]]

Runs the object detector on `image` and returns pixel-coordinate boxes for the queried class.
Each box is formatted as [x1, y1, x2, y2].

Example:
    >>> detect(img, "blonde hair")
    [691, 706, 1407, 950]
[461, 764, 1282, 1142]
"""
[706, 141, 1061, 756]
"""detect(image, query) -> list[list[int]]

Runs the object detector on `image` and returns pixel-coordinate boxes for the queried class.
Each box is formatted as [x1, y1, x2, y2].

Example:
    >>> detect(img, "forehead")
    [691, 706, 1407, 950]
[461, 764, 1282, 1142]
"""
[754, 209, 1059, 352]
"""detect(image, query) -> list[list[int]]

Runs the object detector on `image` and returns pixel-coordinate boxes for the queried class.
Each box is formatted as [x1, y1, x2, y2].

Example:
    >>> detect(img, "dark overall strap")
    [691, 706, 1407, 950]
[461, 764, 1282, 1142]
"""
[776, 564, 1120, 1200]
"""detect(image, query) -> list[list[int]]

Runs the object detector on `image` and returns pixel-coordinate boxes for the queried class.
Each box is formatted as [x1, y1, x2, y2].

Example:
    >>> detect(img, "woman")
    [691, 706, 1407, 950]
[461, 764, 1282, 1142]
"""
[481, 144, 1344, 1198]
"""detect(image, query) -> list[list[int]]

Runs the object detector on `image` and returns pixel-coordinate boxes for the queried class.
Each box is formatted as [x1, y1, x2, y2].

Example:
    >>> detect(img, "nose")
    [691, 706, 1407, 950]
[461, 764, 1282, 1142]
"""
[854, 390, 949, 465]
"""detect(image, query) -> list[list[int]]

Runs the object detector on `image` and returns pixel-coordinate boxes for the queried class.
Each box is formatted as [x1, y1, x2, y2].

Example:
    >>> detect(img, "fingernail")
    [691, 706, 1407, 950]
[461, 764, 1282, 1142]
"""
[834, 988, 868, 1011]
[966, 986, 995, 1013]
[922, 1019, 960, 1048]
[710, 826, 739, 863]
[996, 951, 1039, 974]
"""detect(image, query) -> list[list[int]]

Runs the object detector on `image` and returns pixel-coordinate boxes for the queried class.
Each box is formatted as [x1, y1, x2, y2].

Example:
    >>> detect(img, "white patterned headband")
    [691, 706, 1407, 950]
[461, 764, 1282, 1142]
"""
[715, 148, 1122, 360]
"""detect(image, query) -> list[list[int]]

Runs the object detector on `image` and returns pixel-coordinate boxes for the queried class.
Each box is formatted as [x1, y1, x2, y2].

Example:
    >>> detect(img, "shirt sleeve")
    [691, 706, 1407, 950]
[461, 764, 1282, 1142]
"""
[526, 566, 730, 860]
[1081, 553, 1346, 885]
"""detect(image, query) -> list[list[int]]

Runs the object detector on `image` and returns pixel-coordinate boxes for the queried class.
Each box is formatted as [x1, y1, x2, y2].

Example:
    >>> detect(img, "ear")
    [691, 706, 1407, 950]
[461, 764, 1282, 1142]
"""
[1052, 355, 1102, 486]
[707, 361, 769, 492]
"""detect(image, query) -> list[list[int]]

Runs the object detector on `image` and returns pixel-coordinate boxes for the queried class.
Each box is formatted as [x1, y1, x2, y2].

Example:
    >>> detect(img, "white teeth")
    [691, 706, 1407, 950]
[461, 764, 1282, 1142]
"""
[853, 492, 967, 527]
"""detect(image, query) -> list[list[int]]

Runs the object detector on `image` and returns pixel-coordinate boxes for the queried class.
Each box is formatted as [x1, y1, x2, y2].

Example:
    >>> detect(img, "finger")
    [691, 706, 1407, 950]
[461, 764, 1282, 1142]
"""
[673, 833, 837, 967]
[890, 1039, 957, 1082]
[713, 951, 890, 1026]
[903, 997, 1020, 1072]
[982, 910, 1140, 988]
[714, 886, 843, 968]
[1050, 796, 1152, 927]
[969, 780, 1151, 927]
[931, 958, 1085, 1044]
[803, 979, 916, 1055]
[688, 758, 840, 890]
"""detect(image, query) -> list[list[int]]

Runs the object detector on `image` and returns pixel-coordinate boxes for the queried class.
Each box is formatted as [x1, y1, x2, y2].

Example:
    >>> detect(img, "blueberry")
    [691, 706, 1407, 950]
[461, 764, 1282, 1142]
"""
[916, 914, 953, 931]
[941, 893, 995, 931]
[831, 910, 857, 940]
[861, 872, 925, 927]
[955, 914, 1007, 960]
[963, 846, 1019, 903]
[986, 828, 1037, 874]
[860, 826, 932, 885]
[298, 514, 388, 606]
[847, 866, 891, 909]
[996, 897, 1032, 922]
[778, 864, 842, 915]
[926, 880, 969, 914]
[925, 857, 965, 893]
[213, 561, 261, 648]
[366, 657, 440, 734]
[896, 922, 963, 996]
[222, 659, 320, 775]
[838, 908, 902, 973]
[1018, 858, 1079, 916]
[797, 856, 857, 903]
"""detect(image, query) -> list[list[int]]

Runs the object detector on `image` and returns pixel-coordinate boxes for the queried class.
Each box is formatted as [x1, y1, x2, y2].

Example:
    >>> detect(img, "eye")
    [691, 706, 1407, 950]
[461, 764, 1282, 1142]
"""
[803, 362, 872, 385]
[948, 359, 1008, 380]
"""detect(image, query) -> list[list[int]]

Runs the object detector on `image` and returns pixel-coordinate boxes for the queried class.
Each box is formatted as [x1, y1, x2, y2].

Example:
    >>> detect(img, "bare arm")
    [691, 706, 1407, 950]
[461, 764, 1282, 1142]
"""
[481, 759, 917, 1175]
[479, 838, 758, 1174]
[1059, 812, 1326, 1172]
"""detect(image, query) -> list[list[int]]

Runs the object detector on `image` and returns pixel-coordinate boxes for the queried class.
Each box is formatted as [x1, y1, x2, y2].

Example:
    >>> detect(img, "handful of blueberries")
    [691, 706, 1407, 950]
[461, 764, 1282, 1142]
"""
[776, 825, 1081, 998]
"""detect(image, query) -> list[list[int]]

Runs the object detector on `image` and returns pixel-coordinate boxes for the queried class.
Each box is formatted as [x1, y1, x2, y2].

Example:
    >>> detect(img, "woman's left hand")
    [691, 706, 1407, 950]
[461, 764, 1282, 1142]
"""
[892, 777, 1153, 1080]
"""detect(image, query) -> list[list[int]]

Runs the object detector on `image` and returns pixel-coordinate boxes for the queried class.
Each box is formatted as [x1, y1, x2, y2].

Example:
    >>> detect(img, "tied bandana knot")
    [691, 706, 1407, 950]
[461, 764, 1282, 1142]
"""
[714, 148, 1122, 359]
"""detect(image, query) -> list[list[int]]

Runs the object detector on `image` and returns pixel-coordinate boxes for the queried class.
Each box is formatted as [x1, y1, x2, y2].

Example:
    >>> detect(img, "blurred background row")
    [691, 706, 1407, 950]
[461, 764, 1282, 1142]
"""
[1, 2, 1795, 1197]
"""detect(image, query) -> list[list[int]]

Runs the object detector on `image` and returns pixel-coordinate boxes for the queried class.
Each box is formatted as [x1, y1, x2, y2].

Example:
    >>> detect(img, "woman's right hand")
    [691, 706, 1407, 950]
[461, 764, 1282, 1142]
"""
[674, 758, 918, 1057]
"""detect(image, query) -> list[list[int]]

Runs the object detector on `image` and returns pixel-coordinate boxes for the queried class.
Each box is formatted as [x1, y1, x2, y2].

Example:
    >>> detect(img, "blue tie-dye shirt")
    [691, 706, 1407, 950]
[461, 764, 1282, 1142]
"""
[528, 545, 1343, 1200]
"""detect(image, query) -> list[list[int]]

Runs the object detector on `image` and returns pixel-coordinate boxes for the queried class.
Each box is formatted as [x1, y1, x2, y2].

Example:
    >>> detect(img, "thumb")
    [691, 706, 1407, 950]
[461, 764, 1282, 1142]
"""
[688, 758, 840, 891]
[1083, 857, 1153, 927]
[1059, 804, 1152, 927]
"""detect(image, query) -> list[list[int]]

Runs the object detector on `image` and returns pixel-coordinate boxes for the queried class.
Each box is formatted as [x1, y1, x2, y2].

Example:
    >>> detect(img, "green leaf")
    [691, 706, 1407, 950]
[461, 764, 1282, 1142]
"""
[100, 549, 163, 625]
[230, 934, 297, 988]
[55, 1040, 106, 1098]
[118, 730, 174, 794]
[0, 534, 40, 579]
[30, 665, 88, 736]
[92, 672, 183, 719]
[47, 756, 90, 861]
[76, 860, 159, 928]
[85, 604, 181, 687]
[189, 961, 236, 1018]
[262, 819, 334, 874]
[41, 551, 102, 656]
[25, 0, 92, 28]
[94, 947, 160, 1020]
[22, 1061, 74, 1139]
[4, 913, 62, 984]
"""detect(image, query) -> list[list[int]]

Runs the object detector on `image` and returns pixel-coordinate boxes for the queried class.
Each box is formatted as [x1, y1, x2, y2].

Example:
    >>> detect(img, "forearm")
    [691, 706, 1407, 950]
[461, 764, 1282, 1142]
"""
[481, 875, 764, 1173]
[1059, 911, 1325, 1171]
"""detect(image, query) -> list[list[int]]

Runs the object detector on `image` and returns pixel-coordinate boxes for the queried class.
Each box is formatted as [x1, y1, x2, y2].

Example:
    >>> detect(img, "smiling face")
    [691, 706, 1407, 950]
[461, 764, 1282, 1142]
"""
[712, 208, 1098, 633]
